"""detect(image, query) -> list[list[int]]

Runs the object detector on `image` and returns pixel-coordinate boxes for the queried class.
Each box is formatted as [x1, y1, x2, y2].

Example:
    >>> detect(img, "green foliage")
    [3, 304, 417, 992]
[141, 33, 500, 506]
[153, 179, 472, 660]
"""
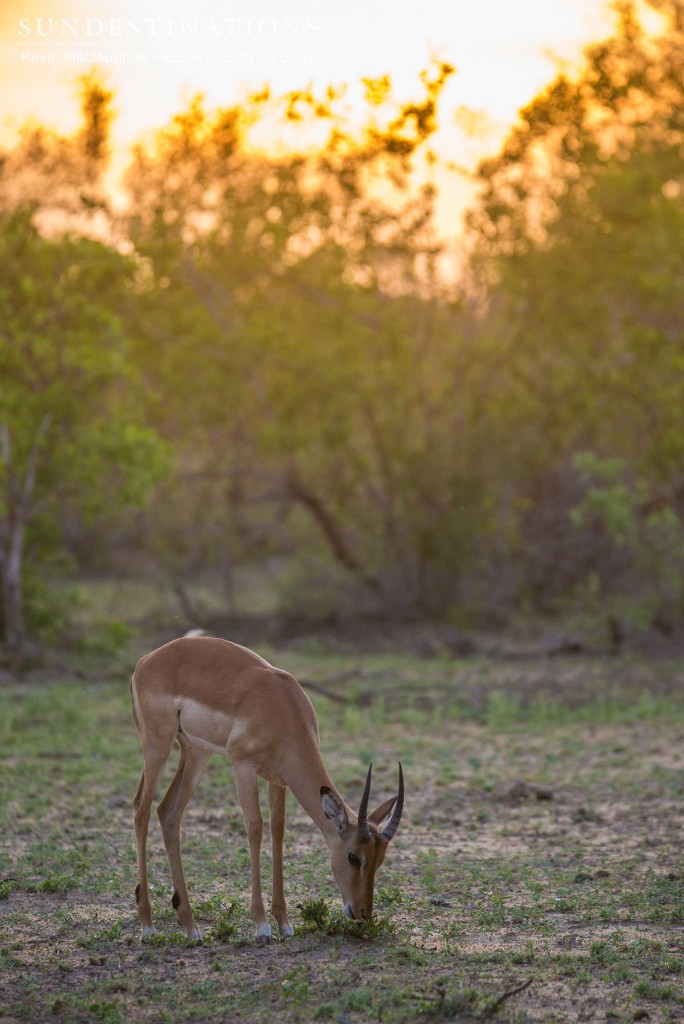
[117, 60, 491, 616]
[84, 1001, 122, 1024]
[455, 2, 684, 621]
[572, 454, 643, 546]
[280, 967, 310, 1004]
[0, 209, 171, 648]
[0, 879, 16, 900]
[37, 872, 81, 895]
[3, 5, 684, 636]
[572, 453, 684, 626]
[19, 572, 77, 642]
[297, 897, 394, 940]
[210, 900, 241, 943]
[74, 617, 133, 657]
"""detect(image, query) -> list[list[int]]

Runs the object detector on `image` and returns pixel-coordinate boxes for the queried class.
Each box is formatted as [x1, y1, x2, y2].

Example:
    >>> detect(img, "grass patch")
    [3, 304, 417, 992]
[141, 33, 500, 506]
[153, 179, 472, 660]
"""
[209, 900, 242, 943]
[296, 897, 395, 940]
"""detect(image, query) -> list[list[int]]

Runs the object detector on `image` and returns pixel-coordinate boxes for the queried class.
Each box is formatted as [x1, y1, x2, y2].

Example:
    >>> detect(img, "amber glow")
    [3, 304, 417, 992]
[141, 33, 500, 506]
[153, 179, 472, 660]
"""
[0, 1, 618, 146]
[0, 0, 622, 225]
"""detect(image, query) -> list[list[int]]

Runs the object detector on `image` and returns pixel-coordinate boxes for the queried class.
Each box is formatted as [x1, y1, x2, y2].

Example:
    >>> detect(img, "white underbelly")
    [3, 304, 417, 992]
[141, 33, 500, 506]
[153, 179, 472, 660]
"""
[175, 697, 236, 754]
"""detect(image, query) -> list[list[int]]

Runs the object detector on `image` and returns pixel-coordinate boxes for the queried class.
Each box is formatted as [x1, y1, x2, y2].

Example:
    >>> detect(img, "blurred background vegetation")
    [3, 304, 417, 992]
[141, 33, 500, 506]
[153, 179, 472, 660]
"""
[2, 0, 684, 658]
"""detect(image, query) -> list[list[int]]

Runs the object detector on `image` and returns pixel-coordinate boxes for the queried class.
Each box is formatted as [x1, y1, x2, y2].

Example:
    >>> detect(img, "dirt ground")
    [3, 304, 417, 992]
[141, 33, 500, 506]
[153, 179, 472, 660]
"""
[0, 644, 683, 1023]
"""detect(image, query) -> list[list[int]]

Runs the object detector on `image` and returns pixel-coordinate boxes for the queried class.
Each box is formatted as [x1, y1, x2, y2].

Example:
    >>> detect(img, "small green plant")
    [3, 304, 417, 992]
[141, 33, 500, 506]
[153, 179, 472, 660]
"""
[0, 879, 17, 901]
[87, 1000, 122, 1024]
[417, 849, 441, 894]
[376, 883, 404, 909]
[37, 872, 81, 895]
[211, 900, 240, 943]
[280, 966, 310, 1004]
[35, 857, 89, 895]
[486, 690, 522, 728]
[590, 938, 623, 965]
[101, 921, 124, 942]
[296, 898, 394, 940]
[342, 987, 374, 1012]
[193, 893, 223, 918]
[298, 897, 330, 931]
[443, 921, 464, 956]
[634, 980, 679, 1001]
[313, 1003, 337, 1020]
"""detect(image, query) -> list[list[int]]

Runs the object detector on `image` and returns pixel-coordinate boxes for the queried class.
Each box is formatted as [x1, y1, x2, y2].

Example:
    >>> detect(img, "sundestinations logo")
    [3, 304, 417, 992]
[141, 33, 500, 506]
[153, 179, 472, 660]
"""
[16, 15, 320, 67]
[17, 17, 319, 41]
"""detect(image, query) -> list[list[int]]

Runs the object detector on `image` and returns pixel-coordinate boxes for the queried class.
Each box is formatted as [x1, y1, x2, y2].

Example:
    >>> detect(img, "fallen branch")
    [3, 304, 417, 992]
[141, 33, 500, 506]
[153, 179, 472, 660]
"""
[300, 667, 386, 706]
[37, 751, 82, 760]
[300, 676, 469, 709]
[480, 977, 535, 1020]
[300, 680, 356, 705]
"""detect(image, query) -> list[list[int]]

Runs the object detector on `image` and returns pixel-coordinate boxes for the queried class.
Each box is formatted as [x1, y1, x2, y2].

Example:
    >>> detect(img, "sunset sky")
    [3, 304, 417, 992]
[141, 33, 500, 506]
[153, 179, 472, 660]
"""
[0, 0, 632, 228]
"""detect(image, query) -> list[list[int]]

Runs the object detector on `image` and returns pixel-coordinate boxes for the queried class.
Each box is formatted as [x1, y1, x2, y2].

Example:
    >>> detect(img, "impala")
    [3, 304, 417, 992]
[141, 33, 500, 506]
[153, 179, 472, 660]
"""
[131, 636, 404, 942]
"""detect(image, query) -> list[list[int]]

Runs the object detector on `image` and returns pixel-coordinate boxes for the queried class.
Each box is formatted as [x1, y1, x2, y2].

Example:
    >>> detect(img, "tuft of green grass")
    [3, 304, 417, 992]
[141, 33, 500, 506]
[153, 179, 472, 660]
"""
[210, 900, 242, 943]
[37, 872, 81, 895]
[296, 898, 395, 940]
[0, 878, 17, 900]
[85, 1000, 122, 1024]
[280, 966, 310, 1004]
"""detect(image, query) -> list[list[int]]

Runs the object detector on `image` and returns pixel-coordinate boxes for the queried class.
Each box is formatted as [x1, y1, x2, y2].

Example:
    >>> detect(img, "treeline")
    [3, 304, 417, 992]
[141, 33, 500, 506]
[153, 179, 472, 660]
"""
[2, 1, 684, 651]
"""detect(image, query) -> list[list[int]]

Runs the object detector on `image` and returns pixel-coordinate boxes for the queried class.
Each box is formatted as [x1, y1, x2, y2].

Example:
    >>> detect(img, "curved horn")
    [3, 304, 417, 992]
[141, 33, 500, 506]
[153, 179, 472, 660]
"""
[380, 762, 404, 842]
[357, 763, 373, 840]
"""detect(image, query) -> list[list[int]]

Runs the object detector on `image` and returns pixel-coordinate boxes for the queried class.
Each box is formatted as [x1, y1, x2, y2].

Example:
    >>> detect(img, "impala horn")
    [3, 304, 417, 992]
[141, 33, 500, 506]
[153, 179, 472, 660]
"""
[357, 763, 373, 841]
[380, 762, 404, 842]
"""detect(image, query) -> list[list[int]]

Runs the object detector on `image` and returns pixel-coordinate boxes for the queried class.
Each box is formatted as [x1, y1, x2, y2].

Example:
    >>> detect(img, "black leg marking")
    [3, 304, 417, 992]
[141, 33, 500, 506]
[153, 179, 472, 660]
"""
[172, 890, 181, 910]
[135, 883, 141, 906]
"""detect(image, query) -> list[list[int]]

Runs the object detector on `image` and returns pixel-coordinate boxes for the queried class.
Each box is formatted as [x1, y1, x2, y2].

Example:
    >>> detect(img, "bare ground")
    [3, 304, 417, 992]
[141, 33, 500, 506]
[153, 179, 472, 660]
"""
[0, 647, 683, 1023]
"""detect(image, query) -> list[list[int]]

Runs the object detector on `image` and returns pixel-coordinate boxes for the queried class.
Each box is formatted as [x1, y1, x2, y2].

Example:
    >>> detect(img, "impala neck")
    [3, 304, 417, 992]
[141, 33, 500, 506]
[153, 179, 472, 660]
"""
[282, 745, 348, 843]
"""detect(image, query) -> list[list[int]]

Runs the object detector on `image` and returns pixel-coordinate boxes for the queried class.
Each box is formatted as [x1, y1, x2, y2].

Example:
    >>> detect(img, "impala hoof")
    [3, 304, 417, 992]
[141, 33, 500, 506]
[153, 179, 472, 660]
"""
[187, 927, 202, 945]
[280, 924, 295, 939]
[256, 924, 272, 944]
[141, 926, 156, 942]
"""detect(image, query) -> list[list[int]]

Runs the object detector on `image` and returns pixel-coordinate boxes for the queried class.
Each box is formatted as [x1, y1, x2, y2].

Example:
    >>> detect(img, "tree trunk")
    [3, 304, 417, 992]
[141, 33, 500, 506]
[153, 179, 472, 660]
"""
[285, 465, 381, 596]
[0, 418, 51, 653]
[0, 523, 24, 652]
[172, 580, 201, 625]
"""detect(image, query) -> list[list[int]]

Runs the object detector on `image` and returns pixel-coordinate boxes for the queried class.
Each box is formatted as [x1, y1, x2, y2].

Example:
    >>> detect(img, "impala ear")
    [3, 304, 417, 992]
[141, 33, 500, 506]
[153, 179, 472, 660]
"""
[368, 795, 397, 827]
[321, 787, 349, 833]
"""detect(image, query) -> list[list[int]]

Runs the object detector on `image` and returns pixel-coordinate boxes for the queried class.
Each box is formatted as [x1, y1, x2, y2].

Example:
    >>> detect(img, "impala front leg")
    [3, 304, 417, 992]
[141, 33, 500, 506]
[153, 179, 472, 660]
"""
[268, 781, 294, 938]
[234, 764, 271, 942]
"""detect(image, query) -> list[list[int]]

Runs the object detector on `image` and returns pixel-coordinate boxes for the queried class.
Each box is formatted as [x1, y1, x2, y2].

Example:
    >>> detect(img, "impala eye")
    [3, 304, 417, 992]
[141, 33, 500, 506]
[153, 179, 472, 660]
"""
[348, 852, 362, 868]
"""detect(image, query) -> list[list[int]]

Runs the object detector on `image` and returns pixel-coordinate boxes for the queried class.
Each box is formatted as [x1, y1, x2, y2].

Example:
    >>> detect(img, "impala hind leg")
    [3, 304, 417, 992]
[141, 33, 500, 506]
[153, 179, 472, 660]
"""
[234, 764, 270, 942]
[157, 735, 212, 941]
[133, 741, 174, 940]
[268, 782, 294, 938]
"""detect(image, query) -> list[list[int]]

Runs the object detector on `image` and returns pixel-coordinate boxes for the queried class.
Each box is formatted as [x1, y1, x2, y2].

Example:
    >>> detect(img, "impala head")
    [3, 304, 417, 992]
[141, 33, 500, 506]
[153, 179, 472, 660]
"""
[320, 763, 404, 921]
